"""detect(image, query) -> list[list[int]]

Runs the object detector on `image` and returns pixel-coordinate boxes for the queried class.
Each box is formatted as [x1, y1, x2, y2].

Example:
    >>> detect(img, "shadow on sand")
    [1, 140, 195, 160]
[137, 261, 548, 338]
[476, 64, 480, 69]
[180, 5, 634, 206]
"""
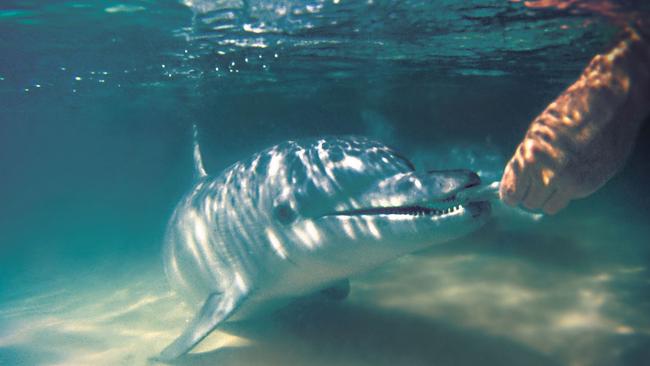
[418, 220, 592, 271]
[170, 299, 560, 366]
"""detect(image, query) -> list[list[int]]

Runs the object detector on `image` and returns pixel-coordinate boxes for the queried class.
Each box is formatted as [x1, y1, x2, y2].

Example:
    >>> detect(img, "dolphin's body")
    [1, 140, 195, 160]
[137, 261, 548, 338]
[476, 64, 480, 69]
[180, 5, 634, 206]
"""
[158, 131, 491, 361]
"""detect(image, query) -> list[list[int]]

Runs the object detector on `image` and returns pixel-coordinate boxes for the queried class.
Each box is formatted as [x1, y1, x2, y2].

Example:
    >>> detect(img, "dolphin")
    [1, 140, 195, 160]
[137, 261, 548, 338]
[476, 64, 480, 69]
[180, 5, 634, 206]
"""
[157, 128, 491, 361]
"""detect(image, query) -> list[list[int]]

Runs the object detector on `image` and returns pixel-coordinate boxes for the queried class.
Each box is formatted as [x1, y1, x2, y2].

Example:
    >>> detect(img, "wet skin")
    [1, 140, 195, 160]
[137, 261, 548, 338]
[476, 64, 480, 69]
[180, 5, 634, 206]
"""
[500, 23, 650, 214]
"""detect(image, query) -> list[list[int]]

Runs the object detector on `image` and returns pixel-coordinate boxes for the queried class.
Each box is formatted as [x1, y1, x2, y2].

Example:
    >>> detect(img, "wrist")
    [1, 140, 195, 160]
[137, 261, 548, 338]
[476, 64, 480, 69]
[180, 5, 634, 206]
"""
[605, 23, 650, 126]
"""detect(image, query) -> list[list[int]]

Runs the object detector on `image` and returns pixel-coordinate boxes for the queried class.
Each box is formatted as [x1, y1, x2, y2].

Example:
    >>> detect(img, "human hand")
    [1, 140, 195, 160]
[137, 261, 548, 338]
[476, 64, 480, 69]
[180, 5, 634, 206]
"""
[500, 25, 650, 214]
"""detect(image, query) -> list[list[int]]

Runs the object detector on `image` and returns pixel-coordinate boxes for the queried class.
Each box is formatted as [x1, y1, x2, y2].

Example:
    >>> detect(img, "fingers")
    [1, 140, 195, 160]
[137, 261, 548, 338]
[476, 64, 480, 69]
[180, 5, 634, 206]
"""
[500, 156, 571, 215]
[522, 179, 554, 210]
[501, 162, 572, 214]
[542, 189, 570, 215]
[501, 135, 568, 212]
[500, 157, 530, 206]
[504, 166, 557, 212]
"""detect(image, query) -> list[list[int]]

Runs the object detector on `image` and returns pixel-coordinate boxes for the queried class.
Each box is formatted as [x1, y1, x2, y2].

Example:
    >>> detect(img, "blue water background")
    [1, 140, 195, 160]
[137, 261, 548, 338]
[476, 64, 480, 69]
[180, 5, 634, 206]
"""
[1, 1, 650, 365]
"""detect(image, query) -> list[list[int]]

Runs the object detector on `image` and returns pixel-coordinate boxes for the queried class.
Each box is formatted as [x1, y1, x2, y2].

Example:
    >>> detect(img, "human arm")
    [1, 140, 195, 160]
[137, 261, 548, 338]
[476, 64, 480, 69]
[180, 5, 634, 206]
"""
[499, 22, 650, 214]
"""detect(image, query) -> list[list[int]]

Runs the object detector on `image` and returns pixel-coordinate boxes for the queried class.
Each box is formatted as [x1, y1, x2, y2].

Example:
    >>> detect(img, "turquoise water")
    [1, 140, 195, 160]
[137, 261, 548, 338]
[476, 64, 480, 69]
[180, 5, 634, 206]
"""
[1, 1, 649, 365]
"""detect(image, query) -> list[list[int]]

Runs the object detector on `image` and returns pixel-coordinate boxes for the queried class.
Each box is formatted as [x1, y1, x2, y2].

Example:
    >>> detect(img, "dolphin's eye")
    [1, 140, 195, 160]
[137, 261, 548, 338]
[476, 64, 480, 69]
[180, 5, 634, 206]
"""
[273, 202, 297, 225]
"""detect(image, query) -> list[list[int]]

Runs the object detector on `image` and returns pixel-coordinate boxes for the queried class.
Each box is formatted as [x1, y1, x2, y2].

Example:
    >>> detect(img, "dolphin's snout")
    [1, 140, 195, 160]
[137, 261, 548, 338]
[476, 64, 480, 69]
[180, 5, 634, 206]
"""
[467, 201, 491, 218]
[464, 171, 481, 189]
[425, 169, 481, 193]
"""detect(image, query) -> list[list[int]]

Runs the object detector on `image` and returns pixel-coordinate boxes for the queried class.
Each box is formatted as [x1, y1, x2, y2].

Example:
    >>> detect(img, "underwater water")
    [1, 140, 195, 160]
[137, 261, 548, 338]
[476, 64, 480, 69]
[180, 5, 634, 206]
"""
[1, 0, 650, 365]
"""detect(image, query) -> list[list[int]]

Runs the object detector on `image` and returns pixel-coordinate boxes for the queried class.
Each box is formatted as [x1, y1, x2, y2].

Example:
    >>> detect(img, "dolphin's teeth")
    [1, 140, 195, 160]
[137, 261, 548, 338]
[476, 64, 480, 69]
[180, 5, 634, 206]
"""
[329, 204, 469, 217]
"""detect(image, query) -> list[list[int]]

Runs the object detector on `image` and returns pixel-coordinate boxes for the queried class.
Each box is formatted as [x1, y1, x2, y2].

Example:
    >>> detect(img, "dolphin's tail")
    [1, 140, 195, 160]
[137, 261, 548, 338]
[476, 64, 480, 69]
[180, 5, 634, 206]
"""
[192, 123, 208, 180]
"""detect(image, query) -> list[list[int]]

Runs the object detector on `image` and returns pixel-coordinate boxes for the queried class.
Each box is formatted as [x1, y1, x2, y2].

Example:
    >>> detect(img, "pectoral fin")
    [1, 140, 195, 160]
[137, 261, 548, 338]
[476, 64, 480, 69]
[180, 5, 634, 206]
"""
[155, 291, 245, 363]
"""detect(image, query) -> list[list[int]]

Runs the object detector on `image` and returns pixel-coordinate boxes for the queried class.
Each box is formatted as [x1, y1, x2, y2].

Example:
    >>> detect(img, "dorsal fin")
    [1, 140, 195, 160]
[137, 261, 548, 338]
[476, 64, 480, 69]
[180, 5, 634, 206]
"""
[192, 123, 208, 180]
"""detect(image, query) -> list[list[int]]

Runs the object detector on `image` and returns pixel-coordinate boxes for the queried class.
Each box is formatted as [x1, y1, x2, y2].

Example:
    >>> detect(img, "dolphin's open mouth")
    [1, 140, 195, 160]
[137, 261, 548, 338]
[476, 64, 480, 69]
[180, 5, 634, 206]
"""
[320, 175, 495, 220]
[322, 201, 489, 219]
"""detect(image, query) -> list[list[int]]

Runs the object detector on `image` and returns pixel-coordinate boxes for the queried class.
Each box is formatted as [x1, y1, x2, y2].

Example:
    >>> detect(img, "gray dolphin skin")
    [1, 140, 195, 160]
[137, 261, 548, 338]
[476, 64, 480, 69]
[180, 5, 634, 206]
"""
[157, 130, 491, 362]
